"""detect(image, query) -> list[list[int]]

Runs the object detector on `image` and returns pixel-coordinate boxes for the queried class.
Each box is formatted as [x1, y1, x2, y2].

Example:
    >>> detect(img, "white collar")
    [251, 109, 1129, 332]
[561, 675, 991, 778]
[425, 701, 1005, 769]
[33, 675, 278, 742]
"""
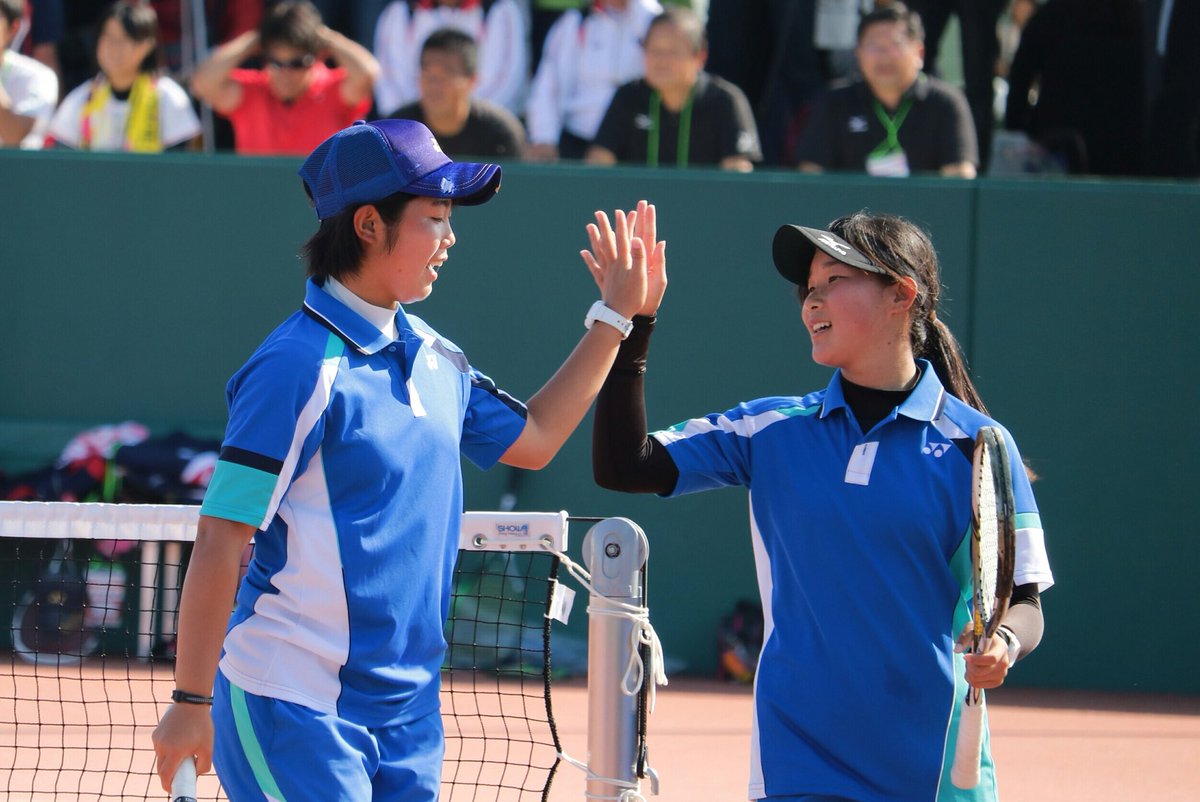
[323, 276, 399, 341]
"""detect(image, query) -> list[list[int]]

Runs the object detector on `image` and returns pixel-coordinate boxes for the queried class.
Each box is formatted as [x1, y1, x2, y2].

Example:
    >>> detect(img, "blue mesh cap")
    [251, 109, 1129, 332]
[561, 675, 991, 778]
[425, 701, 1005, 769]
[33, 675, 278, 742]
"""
[298, 119, 502, 220]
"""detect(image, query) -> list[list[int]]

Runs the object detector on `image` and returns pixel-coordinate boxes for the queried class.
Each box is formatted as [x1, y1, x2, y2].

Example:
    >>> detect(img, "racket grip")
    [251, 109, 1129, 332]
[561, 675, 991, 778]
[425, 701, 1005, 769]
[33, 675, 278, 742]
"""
[950, 692, 985, 789]
[170, 756, 198, 802]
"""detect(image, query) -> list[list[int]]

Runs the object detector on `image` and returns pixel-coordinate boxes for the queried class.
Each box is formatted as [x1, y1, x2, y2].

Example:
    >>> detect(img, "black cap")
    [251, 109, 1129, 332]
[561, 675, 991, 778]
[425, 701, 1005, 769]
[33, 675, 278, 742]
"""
[772, 224, 887, 286]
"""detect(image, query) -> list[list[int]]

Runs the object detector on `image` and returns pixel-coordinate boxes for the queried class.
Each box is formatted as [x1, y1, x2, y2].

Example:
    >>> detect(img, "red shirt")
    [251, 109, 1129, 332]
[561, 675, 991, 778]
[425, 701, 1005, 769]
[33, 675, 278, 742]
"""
[226, 63, 370, 156]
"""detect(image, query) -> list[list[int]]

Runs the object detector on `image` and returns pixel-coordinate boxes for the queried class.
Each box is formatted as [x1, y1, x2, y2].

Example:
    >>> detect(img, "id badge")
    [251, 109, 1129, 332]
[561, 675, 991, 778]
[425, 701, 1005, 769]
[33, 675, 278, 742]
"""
[866, 149, 911, 177]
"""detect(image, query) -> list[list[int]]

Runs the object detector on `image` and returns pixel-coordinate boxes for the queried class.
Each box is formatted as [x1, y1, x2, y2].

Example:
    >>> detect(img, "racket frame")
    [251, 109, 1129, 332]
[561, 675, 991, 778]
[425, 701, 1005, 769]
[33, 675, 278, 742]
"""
[950, 426, 1018, 790]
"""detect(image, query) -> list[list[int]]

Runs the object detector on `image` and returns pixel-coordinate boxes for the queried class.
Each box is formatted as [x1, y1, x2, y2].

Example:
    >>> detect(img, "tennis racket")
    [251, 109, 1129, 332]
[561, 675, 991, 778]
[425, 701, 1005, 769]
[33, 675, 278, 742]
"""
[170, 756, 197, 802]
[950, 426, 1016, 789]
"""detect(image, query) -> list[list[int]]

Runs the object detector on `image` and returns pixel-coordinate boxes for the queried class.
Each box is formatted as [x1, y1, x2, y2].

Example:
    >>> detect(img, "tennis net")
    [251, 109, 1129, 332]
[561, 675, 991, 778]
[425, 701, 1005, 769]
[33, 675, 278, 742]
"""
[0, 502, 637, 802]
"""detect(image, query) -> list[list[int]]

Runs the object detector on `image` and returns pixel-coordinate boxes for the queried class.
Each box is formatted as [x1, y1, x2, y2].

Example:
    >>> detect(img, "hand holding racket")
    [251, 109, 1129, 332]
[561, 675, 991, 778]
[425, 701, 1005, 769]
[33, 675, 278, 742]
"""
[950, 426, 1016, 790]
[170, 756, 197, 802]
[153, 701, 210, 800]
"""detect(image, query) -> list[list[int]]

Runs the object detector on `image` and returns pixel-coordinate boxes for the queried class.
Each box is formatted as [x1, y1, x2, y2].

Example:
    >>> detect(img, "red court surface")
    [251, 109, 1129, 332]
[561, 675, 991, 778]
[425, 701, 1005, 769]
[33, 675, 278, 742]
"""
[543, 679, 1200, 802]
[3, 663, 1197, 800]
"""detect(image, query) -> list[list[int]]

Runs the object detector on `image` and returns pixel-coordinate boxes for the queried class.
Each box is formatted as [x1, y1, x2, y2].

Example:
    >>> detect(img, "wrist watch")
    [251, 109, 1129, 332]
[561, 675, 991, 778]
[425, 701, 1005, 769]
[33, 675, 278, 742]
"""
[996, 626, 1021, 665]
[584, 300, 634, 339]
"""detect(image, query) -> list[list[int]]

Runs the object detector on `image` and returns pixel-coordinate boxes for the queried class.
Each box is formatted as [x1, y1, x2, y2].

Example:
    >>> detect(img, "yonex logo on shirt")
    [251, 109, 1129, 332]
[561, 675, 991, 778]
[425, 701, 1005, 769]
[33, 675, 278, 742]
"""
[848, 115, 868, 133]
[923, 441, 950, 457]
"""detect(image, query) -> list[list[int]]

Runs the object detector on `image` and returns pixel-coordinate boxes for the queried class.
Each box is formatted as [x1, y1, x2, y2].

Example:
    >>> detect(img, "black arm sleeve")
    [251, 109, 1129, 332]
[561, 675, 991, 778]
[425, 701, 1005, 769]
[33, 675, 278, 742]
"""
[1001, 582, 1045, 661]
[592, 316, 680, 495]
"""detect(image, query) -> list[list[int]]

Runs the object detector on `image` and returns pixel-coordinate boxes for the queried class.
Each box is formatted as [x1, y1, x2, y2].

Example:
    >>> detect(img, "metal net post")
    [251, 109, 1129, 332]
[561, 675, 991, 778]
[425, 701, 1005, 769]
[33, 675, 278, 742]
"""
[582, 517, 649, 800]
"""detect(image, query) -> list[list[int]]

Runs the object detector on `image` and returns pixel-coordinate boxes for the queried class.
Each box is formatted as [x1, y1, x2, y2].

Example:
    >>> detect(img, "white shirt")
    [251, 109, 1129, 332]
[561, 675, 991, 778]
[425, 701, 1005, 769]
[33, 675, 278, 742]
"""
[525, 0, 661, 145]
[1, 49, 59, 149]
[47, 74, 200, 151]
[373, 0, 529, 117]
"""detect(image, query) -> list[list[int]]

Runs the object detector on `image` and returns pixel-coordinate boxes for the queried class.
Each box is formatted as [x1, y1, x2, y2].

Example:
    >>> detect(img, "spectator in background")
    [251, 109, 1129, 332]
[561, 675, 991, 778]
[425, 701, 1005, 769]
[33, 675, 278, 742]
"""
[46, 1, 199, 151]
[388, 27, 524, 159]
[1005, 0, 1144, 177]
[703, 0, 828, 168]
[906, 0, 1005, 170]
[191, 0, 379, 156]
[795, 3, 978, 178]
[587, 6, 761, 171]
[1, 0, 58, 148]
[525, 0, 661, 162]
[1146, 0, 1200, 177]
[146, 1, 265, 79]
[529, 0, 584, 75]
[373, 0, 526, 118]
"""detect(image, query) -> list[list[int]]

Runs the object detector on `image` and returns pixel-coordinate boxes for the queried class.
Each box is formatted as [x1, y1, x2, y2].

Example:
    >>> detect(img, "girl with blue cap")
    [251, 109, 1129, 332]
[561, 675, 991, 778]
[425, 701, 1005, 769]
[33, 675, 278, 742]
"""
[153, 118, 656, 801]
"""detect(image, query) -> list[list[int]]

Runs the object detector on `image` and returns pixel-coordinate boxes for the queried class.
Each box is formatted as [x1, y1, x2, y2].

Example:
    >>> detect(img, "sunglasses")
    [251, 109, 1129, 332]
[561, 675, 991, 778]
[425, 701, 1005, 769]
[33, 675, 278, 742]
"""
[267, 54, 316, 70]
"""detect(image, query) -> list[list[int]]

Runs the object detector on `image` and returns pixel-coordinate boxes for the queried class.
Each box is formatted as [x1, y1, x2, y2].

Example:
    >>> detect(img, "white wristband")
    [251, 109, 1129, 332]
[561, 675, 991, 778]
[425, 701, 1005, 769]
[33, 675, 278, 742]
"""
[584, 300, 633, 339]
[997, 626, 1021, 665]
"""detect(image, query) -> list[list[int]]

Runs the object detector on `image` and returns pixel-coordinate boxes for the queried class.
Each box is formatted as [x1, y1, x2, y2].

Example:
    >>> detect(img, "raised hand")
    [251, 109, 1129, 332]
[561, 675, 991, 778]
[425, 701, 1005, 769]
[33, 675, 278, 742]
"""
[630, 200, 667, 317]
[580, 206, 647, 321]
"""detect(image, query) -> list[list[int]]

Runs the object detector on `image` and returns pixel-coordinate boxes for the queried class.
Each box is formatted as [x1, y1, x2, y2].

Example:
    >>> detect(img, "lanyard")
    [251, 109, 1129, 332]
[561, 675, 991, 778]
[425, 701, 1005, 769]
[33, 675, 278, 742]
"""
[647, 87, 694, 169]
[81, 74, 161, 152]
[870, 96, 912, 157]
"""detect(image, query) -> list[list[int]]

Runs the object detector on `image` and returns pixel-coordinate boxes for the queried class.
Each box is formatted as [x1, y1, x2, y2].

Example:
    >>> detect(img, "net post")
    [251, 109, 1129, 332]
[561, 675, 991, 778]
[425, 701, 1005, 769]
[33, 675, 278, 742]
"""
[137, 541, 161, 660]
[582, 517, 649, 800]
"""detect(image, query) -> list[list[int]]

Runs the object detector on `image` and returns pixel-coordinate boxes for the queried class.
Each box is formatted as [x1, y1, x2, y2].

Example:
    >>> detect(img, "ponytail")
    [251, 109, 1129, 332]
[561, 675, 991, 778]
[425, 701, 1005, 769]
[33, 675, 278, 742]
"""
[918, 315, 988, 415]
[832, 211, 991, 414]
[919, 311, 1038, 481]
[829, 211, 1035, 478]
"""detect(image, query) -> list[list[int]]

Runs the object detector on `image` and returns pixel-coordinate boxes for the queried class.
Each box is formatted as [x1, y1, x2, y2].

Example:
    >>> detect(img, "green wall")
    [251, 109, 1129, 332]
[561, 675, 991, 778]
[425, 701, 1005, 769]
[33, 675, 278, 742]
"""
[2, 150, 1197, 694]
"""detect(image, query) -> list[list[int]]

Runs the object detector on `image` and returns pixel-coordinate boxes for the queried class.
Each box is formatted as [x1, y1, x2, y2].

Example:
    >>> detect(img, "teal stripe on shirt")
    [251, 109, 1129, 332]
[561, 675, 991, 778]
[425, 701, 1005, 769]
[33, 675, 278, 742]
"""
[1015, 512, 1041, 530]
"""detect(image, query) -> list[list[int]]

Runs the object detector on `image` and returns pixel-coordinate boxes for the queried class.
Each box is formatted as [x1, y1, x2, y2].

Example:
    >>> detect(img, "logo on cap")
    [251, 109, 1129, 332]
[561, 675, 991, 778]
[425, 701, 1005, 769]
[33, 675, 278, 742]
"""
[817, 234, 849, 256]
[440, 177, 455, 194]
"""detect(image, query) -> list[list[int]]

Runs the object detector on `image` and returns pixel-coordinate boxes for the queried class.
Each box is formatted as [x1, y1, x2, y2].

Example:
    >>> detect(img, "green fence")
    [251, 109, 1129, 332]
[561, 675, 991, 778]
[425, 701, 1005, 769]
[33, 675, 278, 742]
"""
[2, 150, 1197, 694]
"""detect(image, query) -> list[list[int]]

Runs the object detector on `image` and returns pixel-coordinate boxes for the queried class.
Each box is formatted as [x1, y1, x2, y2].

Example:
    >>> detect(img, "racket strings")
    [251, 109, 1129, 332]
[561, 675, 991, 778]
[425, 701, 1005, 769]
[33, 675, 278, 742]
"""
[972, 434, 1014, 654]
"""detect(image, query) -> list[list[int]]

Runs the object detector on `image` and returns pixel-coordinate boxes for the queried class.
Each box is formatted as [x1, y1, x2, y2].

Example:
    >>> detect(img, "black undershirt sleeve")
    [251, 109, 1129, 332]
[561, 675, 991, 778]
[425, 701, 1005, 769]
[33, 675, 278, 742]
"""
[592, 316, 680, 495]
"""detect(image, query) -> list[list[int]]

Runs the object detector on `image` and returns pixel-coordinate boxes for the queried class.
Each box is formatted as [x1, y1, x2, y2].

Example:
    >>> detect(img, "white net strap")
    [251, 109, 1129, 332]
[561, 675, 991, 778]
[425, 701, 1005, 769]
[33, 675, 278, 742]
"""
[589, 604, 666, 707]
[546, 545, 668, 707]
[557, 752, 649, 802]
[539, 542, 666, 800]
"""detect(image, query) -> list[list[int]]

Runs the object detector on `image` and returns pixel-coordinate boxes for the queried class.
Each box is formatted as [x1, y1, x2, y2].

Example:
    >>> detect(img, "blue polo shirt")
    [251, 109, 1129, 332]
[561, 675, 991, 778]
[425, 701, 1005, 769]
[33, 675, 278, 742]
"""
[200, 278, 527, 727]
[653, 362, 1053, 802]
